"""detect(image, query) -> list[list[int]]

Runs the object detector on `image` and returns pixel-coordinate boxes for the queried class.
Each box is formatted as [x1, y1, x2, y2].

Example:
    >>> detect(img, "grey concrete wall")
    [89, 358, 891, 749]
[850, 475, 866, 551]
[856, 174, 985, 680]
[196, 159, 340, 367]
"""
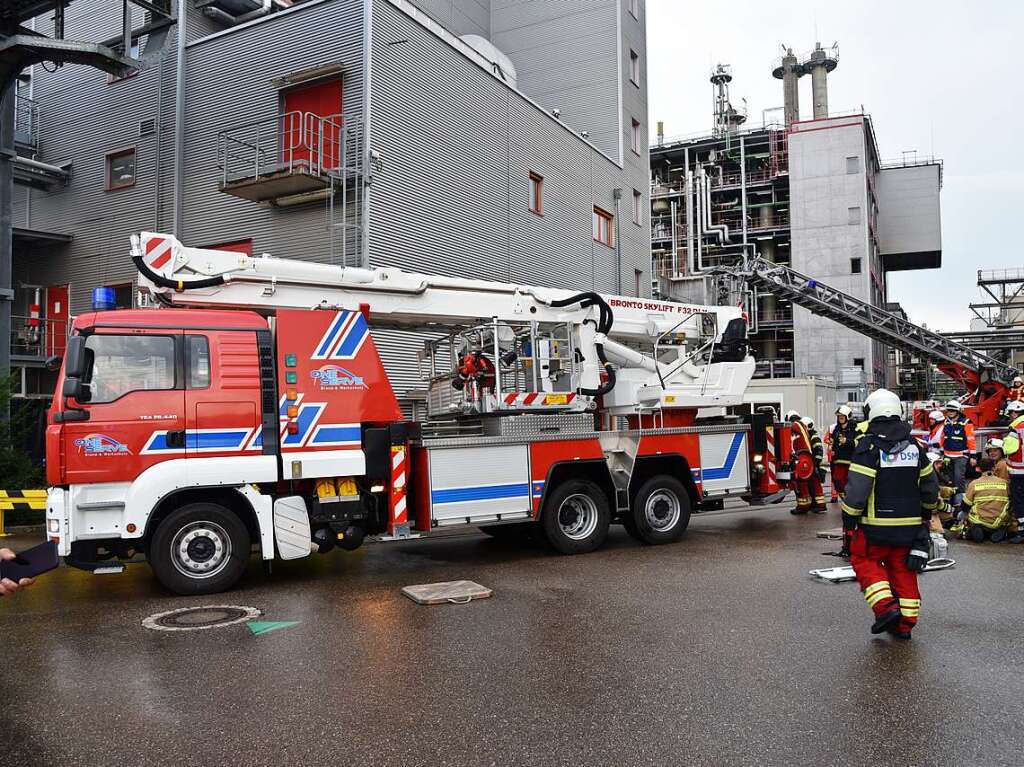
[404, 0, 491, 37]
[491, 0, 621, 161]
[876, 163, 942, 269]
[787, 118, 879, 384]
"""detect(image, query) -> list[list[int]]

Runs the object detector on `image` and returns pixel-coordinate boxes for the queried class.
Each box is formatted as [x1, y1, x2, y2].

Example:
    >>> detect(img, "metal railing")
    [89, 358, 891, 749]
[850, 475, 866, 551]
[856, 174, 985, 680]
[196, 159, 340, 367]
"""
[15, 95, 38, 149]
[217, 110, 353, 186]
[10, 316, 68, 359]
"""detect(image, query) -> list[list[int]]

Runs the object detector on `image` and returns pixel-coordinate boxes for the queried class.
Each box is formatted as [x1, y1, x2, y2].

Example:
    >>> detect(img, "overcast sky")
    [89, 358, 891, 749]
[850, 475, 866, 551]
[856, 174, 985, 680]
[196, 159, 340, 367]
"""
[646, 0, 1023, 331]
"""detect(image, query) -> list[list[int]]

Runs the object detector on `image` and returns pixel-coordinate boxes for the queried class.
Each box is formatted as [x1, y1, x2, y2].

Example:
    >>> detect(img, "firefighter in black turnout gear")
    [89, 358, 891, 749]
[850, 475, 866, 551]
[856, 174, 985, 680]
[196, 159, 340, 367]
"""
[841, 389, 941, 640]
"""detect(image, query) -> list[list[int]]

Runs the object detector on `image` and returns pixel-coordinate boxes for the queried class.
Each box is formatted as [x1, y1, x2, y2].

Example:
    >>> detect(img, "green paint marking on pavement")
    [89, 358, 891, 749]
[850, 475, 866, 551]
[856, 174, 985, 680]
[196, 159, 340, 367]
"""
[247, 621, 300, 636]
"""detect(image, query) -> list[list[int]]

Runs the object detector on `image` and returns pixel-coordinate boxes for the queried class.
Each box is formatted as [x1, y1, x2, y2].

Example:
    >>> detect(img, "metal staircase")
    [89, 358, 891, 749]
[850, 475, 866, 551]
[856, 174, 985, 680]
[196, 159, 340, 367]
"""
[718, 255, 1019, 386]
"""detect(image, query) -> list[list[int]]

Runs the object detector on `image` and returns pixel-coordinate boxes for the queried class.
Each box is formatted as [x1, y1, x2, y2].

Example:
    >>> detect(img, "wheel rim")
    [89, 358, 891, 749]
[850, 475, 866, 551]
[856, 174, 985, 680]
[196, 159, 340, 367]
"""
[557, 493, 599, 541]
[644, 489, 681, 532]
[170, 521, 232, 580]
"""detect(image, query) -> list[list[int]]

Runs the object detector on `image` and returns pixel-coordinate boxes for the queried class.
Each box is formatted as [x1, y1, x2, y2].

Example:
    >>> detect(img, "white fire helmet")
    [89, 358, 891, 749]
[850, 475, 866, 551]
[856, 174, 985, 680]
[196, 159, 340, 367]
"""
[785, 410, 801, 421]
[1006, 400, 1024, 413]
[987, 438, 1004, 452]
[864, 388, 902, 422]
[836, 405, 853, 418]
[1014, 376, 1023, 386]
[801, 416, 815, 429]
[929, 410, 945, 423]
[944, 400, 963, 412]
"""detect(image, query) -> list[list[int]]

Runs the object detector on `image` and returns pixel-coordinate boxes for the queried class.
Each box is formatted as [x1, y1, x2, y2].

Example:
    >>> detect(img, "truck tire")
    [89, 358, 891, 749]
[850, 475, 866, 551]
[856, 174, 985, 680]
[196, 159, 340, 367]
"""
[541, 479, 610, 554]
[628, 475, 691, 544]
[149, 503, 251, 595]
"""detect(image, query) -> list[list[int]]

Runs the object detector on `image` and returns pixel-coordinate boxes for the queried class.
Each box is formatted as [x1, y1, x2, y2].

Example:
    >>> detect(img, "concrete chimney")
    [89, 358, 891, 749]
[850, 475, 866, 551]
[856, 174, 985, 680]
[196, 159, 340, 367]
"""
[772, 47, 804, 126]
[803, 43, 839, 119]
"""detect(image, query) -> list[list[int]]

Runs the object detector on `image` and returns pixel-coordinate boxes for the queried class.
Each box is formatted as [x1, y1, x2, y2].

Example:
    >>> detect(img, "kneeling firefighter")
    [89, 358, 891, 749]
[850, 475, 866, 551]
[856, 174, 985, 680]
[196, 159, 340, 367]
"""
[841, 388, 940, 640]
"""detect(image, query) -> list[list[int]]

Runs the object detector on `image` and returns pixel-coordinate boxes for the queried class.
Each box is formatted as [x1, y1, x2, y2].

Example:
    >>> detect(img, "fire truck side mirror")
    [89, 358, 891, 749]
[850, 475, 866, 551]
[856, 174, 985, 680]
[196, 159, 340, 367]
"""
[64, 336, 86, 378]
[62, 377, 85, 401]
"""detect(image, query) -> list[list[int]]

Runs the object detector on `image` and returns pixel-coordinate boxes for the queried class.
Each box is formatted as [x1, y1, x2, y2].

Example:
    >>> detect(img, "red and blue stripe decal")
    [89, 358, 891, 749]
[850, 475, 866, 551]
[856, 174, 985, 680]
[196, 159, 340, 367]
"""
[432, 482, 531, 505]
[312, 310, 370, 361]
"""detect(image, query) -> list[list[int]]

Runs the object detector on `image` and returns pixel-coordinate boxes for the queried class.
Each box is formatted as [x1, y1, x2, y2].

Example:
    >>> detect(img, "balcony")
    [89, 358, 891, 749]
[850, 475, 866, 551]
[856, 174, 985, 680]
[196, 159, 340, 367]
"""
[217, 111, 362, 205]
[11, 316, 68, 366]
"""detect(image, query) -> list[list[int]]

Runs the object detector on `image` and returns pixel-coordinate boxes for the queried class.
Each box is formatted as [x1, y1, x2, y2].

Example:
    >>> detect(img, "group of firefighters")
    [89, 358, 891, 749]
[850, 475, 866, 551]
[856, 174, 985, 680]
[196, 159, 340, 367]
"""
[784, 376, 1024, 640]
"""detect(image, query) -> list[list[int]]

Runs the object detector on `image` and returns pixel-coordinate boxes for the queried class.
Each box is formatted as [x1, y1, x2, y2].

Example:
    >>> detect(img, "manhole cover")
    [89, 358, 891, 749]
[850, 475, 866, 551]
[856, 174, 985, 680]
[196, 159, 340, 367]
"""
[402, 580, 493, 605]
[142, 605, 262, 632]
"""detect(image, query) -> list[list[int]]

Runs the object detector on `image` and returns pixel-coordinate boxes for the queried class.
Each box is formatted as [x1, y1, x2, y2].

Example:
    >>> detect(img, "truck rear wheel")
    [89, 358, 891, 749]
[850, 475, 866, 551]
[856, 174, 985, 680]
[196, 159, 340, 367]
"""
[541, 479, 610, 554]
[149, 503, 251, 595]
[627, 475, 691, 544]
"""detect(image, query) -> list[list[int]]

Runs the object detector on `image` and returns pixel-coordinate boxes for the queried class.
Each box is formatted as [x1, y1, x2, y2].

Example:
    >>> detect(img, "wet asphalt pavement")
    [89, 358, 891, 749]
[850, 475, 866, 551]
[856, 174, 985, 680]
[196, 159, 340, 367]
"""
[2, 502, 1023, 767]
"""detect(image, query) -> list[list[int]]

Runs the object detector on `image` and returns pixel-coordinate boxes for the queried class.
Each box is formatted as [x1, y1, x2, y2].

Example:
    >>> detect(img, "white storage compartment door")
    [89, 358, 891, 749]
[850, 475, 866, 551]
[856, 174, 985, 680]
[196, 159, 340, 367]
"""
[428, 445, 531, 525]
[697, 430, 750, 494]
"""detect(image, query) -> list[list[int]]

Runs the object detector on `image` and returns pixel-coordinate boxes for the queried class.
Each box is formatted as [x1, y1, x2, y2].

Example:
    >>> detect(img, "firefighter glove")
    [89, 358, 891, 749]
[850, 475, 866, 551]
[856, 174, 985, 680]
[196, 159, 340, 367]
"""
[905, 527, 931, 573]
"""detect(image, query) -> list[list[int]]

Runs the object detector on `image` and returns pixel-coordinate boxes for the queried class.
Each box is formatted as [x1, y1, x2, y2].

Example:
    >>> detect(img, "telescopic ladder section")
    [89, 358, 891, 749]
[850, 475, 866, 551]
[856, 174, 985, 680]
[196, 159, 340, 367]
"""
[728, 255, 1019, 386]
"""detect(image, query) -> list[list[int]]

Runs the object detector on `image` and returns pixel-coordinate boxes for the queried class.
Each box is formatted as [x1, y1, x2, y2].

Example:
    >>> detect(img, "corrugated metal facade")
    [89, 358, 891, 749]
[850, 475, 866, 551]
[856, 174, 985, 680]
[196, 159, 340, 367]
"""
[13, 0, 649, 408]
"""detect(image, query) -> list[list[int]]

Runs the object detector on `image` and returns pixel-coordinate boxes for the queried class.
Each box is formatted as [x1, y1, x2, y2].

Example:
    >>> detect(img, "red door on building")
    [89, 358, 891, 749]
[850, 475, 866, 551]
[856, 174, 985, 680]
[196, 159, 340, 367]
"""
[282, 78, 343, 170]
[45, 285, 69, 356]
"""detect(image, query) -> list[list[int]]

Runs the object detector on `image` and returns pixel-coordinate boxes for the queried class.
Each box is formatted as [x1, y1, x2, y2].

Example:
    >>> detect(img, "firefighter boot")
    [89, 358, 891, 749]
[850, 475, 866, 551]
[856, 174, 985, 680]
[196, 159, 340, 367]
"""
[991, 529, 1008, 544]
[870, 608, 902, 635]
[969, 526, 986, 543]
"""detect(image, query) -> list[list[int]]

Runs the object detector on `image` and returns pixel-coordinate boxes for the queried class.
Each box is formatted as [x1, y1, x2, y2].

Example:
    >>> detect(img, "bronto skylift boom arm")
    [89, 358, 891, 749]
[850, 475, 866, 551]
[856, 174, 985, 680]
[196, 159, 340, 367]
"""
[131, 233, 755, 410]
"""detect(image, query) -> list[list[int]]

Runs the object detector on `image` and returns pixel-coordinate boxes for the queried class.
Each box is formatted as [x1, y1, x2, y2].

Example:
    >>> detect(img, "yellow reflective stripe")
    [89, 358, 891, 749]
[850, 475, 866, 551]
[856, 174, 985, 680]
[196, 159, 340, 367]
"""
[861, 516, 924, 527]
[898, 598, 921, 607]
[901, 609, 920, 617]
[973, 496, 1009, 503]
[841, 502, 862, 516]
[921, 500, 941, 511]
[866, 589, 894, 607]
[863, 581, 891, 599]
[850, 464, 876, 478]
[919, 464, 933, 478]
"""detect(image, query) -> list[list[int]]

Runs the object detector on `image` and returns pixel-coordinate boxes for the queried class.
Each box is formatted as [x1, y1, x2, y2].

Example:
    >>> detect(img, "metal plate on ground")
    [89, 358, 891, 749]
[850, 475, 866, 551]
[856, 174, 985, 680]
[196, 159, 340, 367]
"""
[809, 558, 956, 583]
[816, 528, 845, 540]
[142, 605, 262, 632]
[402, 580, 493, 605]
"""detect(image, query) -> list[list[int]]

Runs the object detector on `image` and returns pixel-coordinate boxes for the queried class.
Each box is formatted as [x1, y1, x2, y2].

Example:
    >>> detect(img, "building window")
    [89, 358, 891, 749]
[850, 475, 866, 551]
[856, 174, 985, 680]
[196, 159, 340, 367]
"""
[632, 189, 643, 225]
[853, 357, 865, 369]
[848, 206, 861, 225]
[846, 155, 860, 174]
[629, 0, 639, 19]
[850, 257, 862, 274]
[635, 268, 644, 297]
[106, 148, 136, 191]
[593, 207, 614, 247]
[630, 50, 640, 85]
[203, 239, 253, 255]
[529, 172, 543, 215]
[631, 118, 641, 155]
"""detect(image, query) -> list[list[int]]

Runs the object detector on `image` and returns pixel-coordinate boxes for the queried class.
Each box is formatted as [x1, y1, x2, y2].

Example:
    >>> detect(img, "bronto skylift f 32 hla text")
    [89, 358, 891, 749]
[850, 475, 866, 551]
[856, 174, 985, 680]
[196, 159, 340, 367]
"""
[44, 233, 789, 594]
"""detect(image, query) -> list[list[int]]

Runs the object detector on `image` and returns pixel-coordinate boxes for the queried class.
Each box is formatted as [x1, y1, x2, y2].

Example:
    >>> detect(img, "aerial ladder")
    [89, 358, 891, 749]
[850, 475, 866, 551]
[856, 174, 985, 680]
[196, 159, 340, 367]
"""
[715, 253, 1018, 427]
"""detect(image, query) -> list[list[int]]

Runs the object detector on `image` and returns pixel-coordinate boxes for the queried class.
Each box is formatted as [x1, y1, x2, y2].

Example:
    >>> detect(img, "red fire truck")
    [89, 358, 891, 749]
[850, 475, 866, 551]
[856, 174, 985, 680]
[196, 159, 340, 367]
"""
[45, 234, 790, 594]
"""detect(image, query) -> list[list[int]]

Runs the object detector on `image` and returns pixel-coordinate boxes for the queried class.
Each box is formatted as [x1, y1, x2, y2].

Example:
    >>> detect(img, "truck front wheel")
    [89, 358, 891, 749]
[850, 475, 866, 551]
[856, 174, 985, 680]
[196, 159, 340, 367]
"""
[541, 479, 610, 554]
[149, 503, 251, 595]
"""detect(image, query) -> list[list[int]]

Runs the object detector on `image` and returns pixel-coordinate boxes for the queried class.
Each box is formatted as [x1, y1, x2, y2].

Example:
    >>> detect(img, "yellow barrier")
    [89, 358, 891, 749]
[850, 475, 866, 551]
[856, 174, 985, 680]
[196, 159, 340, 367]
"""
[0, 490, 47, 537]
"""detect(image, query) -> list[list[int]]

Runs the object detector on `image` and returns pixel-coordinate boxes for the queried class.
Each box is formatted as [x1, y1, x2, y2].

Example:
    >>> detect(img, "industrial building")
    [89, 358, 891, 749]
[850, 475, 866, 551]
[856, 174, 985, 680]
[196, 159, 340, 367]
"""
[649, 45, 943, 403]
[7, 0, 651, 416]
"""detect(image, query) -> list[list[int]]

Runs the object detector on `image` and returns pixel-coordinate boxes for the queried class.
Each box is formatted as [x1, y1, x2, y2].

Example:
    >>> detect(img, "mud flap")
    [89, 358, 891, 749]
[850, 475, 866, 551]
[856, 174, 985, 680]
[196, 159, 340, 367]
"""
[274, 496, 312, 560]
